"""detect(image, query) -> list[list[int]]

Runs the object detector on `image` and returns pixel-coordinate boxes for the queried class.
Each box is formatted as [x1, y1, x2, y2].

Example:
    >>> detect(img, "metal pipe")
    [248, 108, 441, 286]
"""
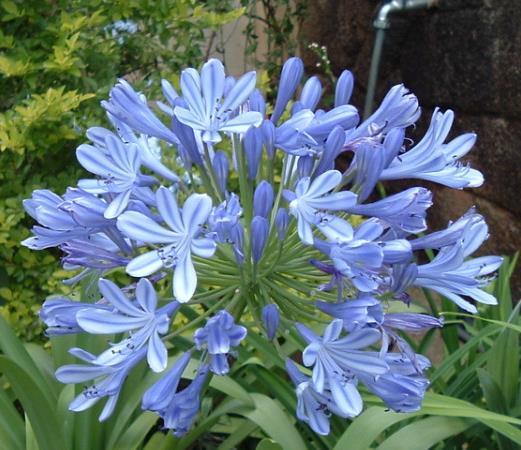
[363, 0, 436, 119]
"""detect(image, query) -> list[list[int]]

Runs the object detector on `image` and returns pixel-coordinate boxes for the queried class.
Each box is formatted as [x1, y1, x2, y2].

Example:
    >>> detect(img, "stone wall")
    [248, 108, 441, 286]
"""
[300, 0, 521, 294]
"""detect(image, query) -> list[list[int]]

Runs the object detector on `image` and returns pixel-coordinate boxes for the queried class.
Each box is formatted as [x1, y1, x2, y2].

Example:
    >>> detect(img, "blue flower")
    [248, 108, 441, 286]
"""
[284, 170, 357, 244]
[410, 209, 484, 251]
[77, 133, 157, 218]
[193, 310, 247, 375]
[316, 294, 384, 332]
[76, 278, 179, 372]
[297, 320, 388, 415]
[380, 109, 483, 188]
[349, 187, 432, 234]
[56, 346, 147, 421]
[145, 362, 209, 437]
[413, 242, 502, 313]
[286, 359, 357, 435]
[102, 79, 179, 144]
[359, 354, 431, 413]
[87, 121, 180, 183]
[61, 236, 130, 269]
[350, 84, 420, 139]
[22, 190, 90, 249]
[40, 297, 112, 335]
[117, 187, 216, 302]
[173, 59, 262, 144]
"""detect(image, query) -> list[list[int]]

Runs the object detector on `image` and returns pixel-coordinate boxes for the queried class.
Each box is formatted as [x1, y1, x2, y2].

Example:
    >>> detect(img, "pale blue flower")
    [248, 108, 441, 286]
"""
[76, 278, 178, 372]
[77, 134, 156, 218]
[284, 170, 357, 244]
[380, 109, 483, 188]
[102, 79, 179, 144]
[173, 59, 262, 143]
[286, 359, 357, 436]
[117, 187, 216, 302]
[193, 310, 246, 375]
[297, 320, 388, 415]
[56, 347, 146, 421]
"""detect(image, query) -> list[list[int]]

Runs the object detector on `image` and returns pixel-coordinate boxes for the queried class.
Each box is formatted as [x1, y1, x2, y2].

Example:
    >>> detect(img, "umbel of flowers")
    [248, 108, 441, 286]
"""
[24, 57, 501, 436]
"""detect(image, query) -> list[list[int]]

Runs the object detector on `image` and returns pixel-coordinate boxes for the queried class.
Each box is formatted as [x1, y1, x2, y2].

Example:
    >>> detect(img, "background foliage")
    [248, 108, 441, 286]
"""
[0, 0, 243, 338]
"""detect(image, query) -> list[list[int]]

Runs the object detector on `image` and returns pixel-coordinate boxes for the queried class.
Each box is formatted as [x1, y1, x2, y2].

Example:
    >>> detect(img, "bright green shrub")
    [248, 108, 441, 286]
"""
[0, 0, 243, 339]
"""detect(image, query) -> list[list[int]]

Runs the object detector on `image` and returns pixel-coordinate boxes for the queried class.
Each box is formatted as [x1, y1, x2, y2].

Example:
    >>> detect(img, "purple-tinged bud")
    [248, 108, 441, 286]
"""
[253, 181, 274, 218]
[298, 155, 314, 178]
[243, 127, 262, 180]
[382, 127, 405, 167]
[161, 79, 180, 107]
[275, 208, 289, 240]
[334, 70, 354, 107]
[251, 216, 269, 263]
[314, 125, 345, 177]
[299, 76, 322, 111]
[271, 57, 304, 124]
[249, 89, 266, 116]
[212, 151, 229, 194]
[172, 117, 204, 166]
[262, 304, 280, 340]
[230, 223, 245, 265]
[261, 120, 276, 159]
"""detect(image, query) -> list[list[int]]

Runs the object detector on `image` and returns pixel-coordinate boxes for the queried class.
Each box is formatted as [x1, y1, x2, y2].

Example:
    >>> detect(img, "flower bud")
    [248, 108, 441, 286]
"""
[334, 70, 354, 107]
[253, 181, 274, 218]
[243, 127, 262, 180]
[261, 304, 280, 340]
[251, 216, 269, 262]
[275, 208, 289, 241]
[212, 151, 229, 194]
[271, 57, 304, 124]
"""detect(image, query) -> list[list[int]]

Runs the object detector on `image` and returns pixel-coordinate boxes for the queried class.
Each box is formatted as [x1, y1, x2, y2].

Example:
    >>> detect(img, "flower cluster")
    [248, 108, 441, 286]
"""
[24, 57, 501, 436]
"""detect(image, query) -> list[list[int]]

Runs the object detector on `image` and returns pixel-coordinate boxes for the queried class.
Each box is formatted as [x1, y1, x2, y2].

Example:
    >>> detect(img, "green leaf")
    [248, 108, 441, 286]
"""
[234, 393, 306, 449]
[333, 407, 416, 450]
[256, 438, 284, 450]
[376, 416, 473, 450]
[0, 382, 24, 450]
[0, 316, 56, 405]
[112, 412, 159, 450]
[0, 356, 67, 450]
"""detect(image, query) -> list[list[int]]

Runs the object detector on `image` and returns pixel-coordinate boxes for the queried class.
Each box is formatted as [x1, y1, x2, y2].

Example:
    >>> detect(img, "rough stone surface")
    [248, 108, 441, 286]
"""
[300, 0, 521, 294]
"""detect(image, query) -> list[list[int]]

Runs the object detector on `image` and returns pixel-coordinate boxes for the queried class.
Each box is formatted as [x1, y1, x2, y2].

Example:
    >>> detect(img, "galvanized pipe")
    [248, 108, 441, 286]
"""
[363, 0, 436, 119]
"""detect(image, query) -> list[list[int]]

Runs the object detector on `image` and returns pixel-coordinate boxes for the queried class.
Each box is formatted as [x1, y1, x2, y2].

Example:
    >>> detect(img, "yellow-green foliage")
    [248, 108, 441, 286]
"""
[0, 0, 244, 340]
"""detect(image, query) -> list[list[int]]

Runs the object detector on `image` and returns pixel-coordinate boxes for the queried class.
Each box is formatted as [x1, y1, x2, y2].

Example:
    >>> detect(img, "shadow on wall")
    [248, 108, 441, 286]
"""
[299, 0, 521, 295]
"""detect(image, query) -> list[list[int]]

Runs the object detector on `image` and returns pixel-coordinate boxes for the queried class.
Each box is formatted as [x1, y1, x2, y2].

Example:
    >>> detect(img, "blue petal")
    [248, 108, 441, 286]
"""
[136, 278, 157, 312]
[147, 331, 168, 372]
[156, 187, 184, 233]
[126, 250, 164, 278]
[173, 253, 197, 302]
[98, 278, 144, 316]
[181, 193, 213, 234]
[201, 59, 225, 119]
[117, 211, 179, 243]
[76, 310, 149, 334]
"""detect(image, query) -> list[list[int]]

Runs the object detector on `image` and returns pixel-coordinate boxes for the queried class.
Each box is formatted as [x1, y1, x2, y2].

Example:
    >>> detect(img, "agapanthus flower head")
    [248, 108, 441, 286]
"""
[24, 55, 500, 437]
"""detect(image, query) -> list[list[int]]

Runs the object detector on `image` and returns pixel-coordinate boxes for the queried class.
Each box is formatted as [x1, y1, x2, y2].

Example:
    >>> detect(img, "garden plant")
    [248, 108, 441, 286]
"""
[1, 55, 518, 449]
